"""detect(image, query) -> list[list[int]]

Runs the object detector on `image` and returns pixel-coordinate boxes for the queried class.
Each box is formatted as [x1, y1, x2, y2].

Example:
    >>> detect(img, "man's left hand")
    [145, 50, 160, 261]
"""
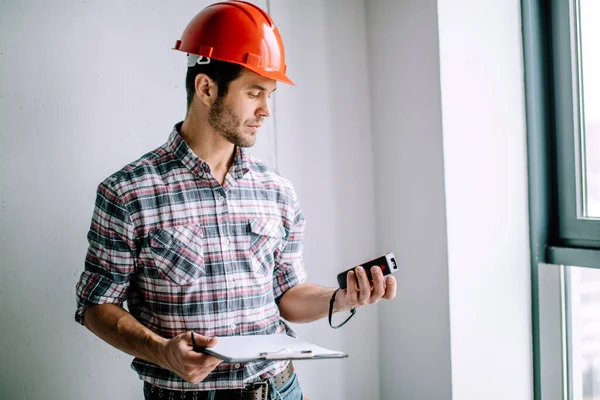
[335, 265, 396, 311]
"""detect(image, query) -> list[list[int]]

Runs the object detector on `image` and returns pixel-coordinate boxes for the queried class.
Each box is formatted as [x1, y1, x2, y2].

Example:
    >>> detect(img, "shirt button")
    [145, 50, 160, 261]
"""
[234, 363, 241, 369]
[228, 280, 236, 289]
[217, 195, 225, 203]
[230, 323, 237, 330]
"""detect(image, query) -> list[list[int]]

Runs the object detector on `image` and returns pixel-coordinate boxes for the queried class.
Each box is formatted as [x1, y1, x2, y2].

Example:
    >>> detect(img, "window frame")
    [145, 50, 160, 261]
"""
[523, 0, 600, 265]
[551, 0, 600, 248]
[523, 0, 600, 398]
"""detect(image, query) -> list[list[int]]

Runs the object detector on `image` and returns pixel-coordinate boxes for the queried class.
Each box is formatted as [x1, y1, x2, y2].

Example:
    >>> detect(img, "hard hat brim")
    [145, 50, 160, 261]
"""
[184, 53, 295, 86]
[243, 64, 295, 86]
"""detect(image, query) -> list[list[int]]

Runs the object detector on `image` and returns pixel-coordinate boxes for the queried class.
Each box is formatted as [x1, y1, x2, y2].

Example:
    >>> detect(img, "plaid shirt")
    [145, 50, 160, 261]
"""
[75, 122, 307, 390]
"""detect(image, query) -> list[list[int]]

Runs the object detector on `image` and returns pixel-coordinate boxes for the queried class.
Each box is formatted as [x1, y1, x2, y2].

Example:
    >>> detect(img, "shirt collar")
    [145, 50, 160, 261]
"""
[167, 122, 250, 179]
[231, 146, 250, 179]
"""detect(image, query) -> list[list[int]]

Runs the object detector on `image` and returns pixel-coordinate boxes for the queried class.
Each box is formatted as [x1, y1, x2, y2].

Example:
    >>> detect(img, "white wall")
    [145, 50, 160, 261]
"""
[437, 0, 533, 398]
[0, 2, 191, 399]
[365, 1, 454, 399]
[366, 0, 533, 399]
[0, 1, 534, 399]
[0, 1, 377, 400]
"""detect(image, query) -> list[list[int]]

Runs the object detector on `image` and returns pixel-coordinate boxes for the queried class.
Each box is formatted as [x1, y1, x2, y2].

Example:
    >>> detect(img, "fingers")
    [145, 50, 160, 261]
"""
[382, 276, 397, 300]
[346, 269, 359, 295]
[161, 333, 223, 385]
[181, 337, 223, 383]
[188, 331, 218, 348]
[354, 267, 371, 304]
[185, 332, 218, 357]
[184, 346, 221, 362]
[197, 354, 223, 368]
[184, 351, 222, 368]
[181, 332, 221, 363]
[183, 355, 223, 385]
[346, 265, 392, 307]
[344, 266, 370, 305]
[370, 266, 385, 303]
[342, 269, 363, 309]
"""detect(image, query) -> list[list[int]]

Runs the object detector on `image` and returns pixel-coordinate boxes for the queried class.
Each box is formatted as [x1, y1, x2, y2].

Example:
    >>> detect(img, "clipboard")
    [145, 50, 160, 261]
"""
[192, 333, 348, 363]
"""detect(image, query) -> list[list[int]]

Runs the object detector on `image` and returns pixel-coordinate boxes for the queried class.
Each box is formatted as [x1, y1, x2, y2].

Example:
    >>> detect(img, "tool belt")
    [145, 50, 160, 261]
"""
[144, 362, 294, 400]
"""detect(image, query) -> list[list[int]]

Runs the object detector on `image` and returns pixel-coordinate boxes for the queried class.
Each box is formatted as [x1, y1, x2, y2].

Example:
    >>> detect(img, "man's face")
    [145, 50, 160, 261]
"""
[208, 68, 276, 148]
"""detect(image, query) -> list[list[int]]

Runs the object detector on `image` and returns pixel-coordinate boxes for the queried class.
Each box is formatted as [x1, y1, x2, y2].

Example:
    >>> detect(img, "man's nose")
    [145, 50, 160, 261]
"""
[256, 97, 271, 118]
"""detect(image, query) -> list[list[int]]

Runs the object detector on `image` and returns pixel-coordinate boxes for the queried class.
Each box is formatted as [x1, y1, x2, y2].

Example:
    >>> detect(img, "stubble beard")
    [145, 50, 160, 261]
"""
[208, 96, 256, 148]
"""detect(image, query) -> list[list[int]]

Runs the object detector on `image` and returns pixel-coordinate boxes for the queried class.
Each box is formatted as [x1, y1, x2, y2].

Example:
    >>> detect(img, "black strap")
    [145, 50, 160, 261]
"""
[328, 288, 356, 329]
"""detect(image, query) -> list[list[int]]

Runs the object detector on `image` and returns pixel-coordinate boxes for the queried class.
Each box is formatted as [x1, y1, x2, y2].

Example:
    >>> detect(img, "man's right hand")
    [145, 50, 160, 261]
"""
[82, 305, 223, 385]
[157, 331, 223, 384]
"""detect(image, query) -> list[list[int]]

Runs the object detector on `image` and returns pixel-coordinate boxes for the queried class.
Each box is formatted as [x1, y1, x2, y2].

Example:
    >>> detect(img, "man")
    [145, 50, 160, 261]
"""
[75, 2, 396, 399]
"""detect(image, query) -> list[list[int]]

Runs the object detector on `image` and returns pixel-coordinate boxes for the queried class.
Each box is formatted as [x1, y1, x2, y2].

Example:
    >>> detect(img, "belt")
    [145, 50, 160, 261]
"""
[144, 362, 294, 400]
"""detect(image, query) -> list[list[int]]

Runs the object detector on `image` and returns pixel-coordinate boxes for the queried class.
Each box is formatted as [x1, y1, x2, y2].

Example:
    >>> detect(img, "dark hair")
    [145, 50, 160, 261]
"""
[185, 58, 243, 109]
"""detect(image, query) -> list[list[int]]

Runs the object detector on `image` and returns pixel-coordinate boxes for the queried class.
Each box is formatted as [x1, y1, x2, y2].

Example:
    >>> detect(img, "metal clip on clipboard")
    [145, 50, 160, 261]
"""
[259, 348, 315, 360]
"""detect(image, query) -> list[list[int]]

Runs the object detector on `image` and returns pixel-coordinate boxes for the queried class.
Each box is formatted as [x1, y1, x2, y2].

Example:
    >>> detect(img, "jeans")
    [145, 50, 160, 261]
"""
[269, 372, 303, 400]
[143, 373, 303, 400]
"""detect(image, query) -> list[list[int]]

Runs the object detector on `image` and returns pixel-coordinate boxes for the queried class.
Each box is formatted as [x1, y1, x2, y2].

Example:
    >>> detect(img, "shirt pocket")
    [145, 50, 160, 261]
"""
[148, 224, 206, 285]
[248, 218, 285, 276]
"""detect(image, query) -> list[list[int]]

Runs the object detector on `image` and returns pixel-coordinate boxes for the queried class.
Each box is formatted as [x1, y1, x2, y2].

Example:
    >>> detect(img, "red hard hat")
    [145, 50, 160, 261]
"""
[173, 1, 294, 85]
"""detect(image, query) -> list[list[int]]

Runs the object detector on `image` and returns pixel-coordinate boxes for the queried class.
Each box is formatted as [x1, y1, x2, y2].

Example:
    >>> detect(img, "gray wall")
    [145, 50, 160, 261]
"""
[0, 1, 533, 399]
[365, 1, 453, 399]
[270, 1, 379, 399]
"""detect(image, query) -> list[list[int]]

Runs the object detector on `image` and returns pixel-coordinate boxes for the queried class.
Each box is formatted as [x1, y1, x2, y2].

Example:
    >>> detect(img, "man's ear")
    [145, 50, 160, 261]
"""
[194, 74, 218, 106]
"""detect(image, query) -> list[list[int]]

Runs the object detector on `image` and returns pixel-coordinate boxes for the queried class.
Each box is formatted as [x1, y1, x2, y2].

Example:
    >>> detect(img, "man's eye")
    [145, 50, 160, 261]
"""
[249, 93, 259, 99]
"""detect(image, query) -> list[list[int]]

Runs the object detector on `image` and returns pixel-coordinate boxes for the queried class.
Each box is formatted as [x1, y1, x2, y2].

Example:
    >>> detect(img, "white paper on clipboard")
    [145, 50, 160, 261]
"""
[196, 334, 348, 363]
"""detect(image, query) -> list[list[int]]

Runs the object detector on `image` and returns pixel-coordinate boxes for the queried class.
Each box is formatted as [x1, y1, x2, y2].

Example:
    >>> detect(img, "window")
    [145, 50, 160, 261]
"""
[523, 0, 600, 398]
[569, 266, 600, 400]
[576, 0, 600, 220]
[551, 0, 600, 248]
